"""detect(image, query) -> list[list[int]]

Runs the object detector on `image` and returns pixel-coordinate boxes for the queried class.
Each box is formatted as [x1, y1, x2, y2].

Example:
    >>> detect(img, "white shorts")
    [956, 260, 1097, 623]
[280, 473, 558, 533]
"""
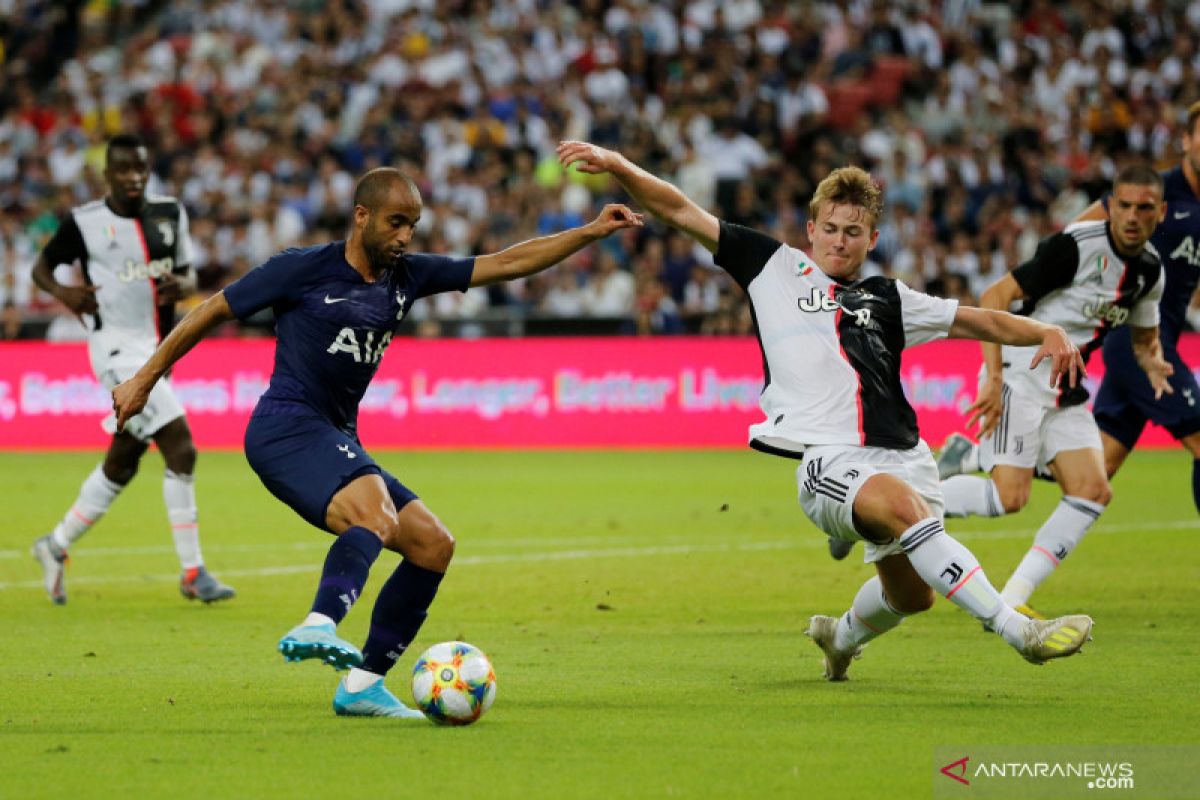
[94, 362, 185, 443]
[980, 385, 1101, 472]
[796, 440, 944, 563]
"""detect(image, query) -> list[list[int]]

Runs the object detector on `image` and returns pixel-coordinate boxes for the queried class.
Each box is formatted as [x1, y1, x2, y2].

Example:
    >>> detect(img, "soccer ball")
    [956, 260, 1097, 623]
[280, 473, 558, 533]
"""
[411, 641, 497, 725]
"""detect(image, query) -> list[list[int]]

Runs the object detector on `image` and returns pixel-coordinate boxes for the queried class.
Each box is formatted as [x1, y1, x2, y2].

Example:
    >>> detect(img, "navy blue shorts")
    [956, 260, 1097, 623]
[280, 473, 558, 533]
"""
[1093, 335, 1200, 449]
[244, 412, 418, 531]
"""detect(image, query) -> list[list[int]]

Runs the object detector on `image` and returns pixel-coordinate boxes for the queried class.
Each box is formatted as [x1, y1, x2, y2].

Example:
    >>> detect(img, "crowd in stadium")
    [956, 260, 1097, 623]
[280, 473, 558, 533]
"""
[1, 0, 1198, 339]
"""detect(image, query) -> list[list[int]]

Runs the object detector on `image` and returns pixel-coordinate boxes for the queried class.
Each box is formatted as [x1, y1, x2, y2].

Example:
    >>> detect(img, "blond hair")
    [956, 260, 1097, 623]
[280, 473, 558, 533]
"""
[808, 166, 884, 230]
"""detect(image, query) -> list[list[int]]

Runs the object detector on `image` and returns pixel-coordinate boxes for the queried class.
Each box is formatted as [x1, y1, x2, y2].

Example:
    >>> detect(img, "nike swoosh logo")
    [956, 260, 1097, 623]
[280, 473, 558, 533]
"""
[1175, 211, 1192, 219]
[324, 295, 348, 304]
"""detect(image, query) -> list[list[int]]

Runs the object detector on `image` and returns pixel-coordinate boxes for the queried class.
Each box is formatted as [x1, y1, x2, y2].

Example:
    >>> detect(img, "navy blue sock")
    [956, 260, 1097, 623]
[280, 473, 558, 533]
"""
[310, 526, 382, 624]
[360, 560, 444, 675]
[1193, 460, 1200, 515]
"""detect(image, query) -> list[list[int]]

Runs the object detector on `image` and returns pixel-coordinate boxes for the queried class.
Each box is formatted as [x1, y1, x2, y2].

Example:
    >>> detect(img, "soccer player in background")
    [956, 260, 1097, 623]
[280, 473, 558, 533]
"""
[1084, 101, 1200, 511]
[937, 165, 1172, 617]
[940, 101, 1200, 513]
[557, 140, 1093, 681]
[112, 167, 642, 717]
[29, 134, 235, 605]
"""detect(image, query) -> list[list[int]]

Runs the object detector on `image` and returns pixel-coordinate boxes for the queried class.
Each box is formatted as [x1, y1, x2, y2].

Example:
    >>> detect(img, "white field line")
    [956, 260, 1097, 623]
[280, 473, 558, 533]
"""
[0, 518, 1195, 592]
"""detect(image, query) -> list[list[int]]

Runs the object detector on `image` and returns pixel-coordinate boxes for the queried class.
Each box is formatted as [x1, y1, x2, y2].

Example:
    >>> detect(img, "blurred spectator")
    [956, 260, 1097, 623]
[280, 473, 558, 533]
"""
[1, 0, 1197, 341]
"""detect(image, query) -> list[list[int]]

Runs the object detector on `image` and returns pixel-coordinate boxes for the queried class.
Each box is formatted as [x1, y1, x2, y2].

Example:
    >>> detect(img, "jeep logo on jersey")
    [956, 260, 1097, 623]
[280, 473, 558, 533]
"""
[1082, 299, 1129, 326]
[327, 327, 393, 364]
[797, 287, 873, 326]
[798, 288, 841, 313]
[117, 256, 176, 282]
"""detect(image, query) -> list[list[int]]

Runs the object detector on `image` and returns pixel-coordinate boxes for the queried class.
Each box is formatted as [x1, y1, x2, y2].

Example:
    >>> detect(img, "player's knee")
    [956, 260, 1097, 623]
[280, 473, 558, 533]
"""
[385, 514, 454, 569]
[893, 585, 935, 614]
[433, 525, 456, 567]
[855, 476, 931, 539]
[102, 456, 139, 486]
[163, 441, 197, 475]
[1069, 480, 1112, 507]
[889, 492, 933, 530]
[995, 484, 1029, 515]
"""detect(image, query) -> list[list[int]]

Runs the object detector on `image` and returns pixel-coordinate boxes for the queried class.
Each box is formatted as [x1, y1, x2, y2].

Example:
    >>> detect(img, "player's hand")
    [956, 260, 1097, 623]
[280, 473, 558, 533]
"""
[557, 141, 624, 175]
[155, 273, 183, 306]
[1029, 325, 1085, 389]
[111, 376, 152, 433]
[965, 378, 1004, 438]
[586, 203, 644, 237]
[1142, 355, 1176, 400]
[54, 284, 98, 317]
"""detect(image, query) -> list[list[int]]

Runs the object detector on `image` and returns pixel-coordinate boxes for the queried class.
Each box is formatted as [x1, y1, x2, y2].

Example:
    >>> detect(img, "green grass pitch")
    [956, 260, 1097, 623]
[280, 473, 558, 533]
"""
[1, 449, 1196, 798]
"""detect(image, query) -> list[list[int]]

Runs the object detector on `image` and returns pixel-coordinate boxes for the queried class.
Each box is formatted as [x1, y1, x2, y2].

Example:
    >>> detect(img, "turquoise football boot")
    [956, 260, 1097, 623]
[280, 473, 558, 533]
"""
[277, 623, 362, 670]
[333, 677, 425, 719]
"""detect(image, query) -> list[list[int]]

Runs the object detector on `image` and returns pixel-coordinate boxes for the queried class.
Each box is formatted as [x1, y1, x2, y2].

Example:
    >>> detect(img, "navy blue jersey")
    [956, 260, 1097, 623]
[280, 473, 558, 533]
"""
[1103, 167, 1200, 344]
[224, 241, 474, 432]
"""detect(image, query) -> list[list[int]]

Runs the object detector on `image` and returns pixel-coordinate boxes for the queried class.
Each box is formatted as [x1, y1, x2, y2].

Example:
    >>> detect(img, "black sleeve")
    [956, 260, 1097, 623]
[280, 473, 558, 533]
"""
[713, 220, 784, 290]
[41, 214, 87, 269]
[1010, 232, 1080, 303]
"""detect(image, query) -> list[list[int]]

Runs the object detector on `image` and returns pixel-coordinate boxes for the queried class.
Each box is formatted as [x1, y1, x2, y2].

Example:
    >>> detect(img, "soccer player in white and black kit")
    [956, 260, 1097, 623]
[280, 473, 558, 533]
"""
[112, 167, 642, 717]
[557, 140, 1094, 680]
[30, 134, 234, 605]
[937, 165, 1172, 616]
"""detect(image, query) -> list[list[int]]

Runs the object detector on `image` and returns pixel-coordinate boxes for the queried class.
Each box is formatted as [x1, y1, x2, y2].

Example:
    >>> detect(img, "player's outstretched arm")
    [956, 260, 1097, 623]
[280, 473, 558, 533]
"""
[1130, 325, 1175, 399]
[950, 304, 1084, 386]
[556, 140, 721, 253]
[111, 291, 236, 430]
[470, 203, 643, 286]
[949, 300, 1084, 436]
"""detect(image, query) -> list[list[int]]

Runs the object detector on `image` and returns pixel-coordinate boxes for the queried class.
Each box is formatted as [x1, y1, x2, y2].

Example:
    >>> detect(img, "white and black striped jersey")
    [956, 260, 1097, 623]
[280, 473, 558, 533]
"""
[1003, 220, 1164, 407]
[714, 221, 959, 456]
[42, 194, 193, 366]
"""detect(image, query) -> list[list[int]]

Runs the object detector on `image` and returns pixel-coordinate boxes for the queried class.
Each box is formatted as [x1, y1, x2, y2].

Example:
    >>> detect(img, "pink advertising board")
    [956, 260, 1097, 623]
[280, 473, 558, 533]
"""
[0, 336, 1195, 450]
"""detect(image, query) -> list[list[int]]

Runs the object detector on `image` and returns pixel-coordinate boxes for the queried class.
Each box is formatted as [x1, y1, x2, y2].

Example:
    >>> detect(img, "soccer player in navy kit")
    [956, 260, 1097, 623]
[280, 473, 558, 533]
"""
[558, 140, 1094, 682]
[1083, 100, 1200, 513]
[112, 168, 642, 717]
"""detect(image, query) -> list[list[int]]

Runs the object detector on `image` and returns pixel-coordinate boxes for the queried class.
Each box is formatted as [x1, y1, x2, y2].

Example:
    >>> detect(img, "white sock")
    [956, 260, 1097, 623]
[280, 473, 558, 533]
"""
[303, 612, 336, 628]
[942, 476, 1004, 518]
[51, 464, 123, 550]
[898, 518, 1028, 648]
[345, 668, 385, 693]
[833, 575, 906, 651]
[1000, 495, 1105, 607]
[960, 442, 981, 473]
[163, 470, 203, 570]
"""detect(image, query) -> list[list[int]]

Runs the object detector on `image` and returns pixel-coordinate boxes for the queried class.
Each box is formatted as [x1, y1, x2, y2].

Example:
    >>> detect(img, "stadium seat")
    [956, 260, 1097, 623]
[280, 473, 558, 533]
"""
[869, 56, 911, 107]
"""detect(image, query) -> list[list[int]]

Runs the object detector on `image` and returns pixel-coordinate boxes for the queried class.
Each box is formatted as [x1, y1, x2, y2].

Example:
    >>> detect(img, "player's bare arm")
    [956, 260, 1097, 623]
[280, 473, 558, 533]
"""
[30, 254, 97, 318]
[950, 278, 1084, 434]
[470, 203, 643, 286]
[949, 273, 1024, 435]
[556, 140, 720, 253]
[1130, 325, 1175, 399]
[112, 291, 235, 430]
